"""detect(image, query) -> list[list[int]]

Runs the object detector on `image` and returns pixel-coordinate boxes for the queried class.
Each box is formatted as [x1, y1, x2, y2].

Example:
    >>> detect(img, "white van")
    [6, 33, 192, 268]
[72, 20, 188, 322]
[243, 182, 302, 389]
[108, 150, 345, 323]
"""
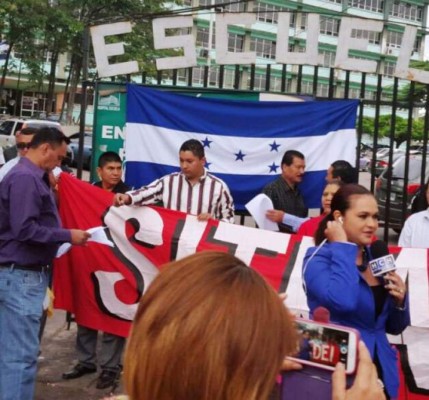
[0, 118, 63, 148]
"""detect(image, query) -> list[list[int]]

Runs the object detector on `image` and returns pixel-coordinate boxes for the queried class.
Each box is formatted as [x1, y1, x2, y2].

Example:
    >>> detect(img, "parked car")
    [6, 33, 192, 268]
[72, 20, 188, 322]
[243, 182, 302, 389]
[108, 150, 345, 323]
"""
[0, 118, 24, 147]
[68, 132, 93, 170]
[375, 153, 429, 231]
[373, 149, 406, 177]
[0, 118, 63, 148]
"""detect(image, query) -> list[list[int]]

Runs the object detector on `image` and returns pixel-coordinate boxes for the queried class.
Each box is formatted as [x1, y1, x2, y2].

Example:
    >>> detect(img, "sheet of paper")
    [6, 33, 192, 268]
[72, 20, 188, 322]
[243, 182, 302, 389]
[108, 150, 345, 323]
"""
[56, 242, 72, 258]
[56, 226, 114, 258]
[245, 193, 279, 231]
[87, 226, 114, 247]
[52, 166, 62, 178]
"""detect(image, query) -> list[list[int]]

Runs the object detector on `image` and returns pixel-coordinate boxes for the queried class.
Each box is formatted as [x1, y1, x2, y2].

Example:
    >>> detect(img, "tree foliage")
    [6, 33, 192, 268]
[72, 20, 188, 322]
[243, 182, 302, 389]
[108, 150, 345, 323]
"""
[360, 115, 424, 148]
[0, 0, 179, 119]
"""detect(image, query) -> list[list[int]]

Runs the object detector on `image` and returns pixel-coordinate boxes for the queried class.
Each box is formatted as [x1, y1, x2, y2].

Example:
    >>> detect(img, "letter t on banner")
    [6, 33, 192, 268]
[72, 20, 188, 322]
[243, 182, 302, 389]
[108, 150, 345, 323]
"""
[90, 22, 139, 78]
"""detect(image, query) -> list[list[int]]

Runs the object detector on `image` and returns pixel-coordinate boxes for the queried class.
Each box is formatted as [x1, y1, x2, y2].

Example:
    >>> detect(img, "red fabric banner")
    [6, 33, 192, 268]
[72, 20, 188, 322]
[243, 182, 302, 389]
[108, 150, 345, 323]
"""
[55, 173, 303, 336]
[54, 173, 429, 398]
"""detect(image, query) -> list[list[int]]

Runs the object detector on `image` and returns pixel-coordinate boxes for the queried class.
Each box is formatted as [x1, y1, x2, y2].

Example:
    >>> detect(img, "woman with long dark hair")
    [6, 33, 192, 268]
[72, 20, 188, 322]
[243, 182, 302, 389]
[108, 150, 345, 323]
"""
[303, 184, 410, 399]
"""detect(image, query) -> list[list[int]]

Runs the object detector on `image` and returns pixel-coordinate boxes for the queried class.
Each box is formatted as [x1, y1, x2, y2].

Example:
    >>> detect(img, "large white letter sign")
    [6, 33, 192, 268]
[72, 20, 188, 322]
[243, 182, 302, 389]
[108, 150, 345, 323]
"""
[276, 13, 321, 65]
[395, 26, 429, 84]
[335, 18, 383, 73]
[216, 13, 256, 65]
[90, 22, 139, 78]
[152, 16, 196, 70]
[96, 206, 163, 320]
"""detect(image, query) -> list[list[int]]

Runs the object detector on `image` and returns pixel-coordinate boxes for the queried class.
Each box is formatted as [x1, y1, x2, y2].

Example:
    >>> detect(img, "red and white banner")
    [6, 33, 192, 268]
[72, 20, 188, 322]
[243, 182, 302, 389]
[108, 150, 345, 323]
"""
[54, 173, 429, 398]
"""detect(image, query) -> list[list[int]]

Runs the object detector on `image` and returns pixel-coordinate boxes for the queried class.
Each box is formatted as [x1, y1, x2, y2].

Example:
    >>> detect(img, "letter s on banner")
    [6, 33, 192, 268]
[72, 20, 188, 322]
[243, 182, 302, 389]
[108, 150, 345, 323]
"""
[95, 206, 163, 320]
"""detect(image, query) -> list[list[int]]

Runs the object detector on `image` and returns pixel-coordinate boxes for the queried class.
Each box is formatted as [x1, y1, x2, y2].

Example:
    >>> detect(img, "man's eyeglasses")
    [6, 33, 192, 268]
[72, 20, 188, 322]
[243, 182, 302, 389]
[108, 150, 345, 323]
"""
[16, 143, 31, 150]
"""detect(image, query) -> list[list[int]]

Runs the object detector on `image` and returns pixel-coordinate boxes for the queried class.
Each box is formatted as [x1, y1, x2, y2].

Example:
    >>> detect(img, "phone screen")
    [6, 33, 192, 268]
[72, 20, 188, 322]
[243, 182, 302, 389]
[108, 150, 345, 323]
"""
[287, 319, 358, 374]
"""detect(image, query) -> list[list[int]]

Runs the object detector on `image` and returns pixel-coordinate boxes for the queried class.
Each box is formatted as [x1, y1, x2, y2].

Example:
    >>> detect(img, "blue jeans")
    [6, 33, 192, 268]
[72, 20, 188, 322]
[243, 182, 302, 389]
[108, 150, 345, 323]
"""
[0, 267, 48, 400]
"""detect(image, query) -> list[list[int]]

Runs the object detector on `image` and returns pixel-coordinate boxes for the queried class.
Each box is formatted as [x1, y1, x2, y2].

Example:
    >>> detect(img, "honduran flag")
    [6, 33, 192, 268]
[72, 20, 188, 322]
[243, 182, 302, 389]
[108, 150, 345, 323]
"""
[125, 84, 358, 210]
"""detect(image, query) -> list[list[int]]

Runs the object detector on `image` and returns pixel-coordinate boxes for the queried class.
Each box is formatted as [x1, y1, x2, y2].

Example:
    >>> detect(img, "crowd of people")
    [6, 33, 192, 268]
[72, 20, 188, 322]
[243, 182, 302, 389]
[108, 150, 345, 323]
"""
[0, 129, 419, 400]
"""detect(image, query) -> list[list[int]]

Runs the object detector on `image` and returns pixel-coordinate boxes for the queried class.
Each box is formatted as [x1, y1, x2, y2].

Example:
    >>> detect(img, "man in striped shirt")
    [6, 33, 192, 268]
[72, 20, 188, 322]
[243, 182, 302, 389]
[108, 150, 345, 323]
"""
[113, 139, 235, 223]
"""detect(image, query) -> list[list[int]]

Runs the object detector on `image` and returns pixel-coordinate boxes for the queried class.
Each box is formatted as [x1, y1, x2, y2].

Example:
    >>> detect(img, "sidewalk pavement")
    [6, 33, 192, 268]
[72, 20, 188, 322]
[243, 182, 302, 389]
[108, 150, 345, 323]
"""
[35, 310, 124, 400]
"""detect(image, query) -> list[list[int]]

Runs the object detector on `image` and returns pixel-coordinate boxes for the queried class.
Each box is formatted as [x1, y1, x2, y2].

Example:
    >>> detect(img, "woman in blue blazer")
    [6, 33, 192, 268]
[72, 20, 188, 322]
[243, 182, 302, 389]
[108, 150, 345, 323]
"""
[303, 184, 410, 399]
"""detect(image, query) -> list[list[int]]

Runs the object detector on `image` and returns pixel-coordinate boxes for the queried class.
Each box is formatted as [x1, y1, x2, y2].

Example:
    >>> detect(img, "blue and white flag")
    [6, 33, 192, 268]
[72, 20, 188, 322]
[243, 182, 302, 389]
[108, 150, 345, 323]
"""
[125, 84, 358, 210]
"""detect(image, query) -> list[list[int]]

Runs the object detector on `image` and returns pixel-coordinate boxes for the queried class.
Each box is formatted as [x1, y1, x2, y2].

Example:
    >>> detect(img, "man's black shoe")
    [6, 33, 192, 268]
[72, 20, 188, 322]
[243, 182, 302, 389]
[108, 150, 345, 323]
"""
[96, 369, 119, 389]
[62, 364, 97, 380]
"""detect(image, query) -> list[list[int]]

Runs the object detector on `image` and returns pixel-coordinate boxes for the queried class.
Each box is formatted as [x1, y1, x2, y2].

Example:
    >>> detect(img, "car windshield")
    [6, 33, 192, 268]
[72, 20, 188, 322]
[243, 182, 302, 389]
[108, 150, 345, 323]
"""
[70, 133, 92, 144]
[0, 121, 14, 135]
[391, 157, 423, 180]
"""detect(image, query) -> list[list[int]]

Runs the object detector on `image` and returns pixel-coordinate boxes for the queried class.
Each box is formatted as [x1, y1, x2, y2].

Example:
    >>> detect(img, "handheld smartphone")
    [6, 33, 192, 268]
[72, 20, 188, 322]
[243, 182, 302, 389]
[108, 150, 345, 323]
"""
[287, 318, 359, 374]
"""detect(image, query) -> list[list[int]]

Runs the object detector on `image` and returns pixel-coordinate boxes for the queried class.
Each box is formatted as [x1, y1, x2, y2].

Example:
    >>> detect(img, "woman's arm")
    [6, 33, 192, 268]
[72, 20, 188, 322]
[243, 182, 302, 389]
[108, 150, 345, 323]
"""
[304, 242, 361, 313]
[385, 295, 411, 335]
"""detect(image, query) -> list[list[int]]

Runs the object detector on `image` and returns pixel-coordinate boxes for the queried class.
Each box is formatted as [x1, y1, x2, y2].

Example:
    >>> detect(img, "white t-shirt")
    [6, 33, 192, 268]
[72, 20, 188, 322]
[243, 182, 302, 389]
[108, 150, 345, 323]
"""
[0, 147, 4, 165]
[398, 209, 429, 248]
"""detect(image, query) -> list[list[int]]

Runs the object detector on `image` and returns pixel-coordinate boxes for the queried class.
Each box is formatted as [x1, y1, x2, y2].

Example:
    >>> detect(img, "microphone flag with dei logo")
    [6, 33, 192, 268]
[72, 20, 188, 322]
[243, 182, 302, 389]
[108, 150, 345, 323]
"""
[368, 240, 396, 277]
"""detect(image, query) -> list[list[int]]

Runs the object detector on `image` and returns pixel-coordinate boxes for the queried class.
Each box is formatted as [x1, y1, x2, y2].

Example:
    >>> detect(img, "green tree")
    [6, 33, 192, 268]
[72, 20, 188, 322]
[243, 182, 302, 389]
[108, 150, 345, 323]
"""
[42, 4, 81, 115]
[1, 0, 179, 120]
[0, 0, 46, 107]
[59, 0, 179, 124]
[361, 116, 375, 135]
[360, 115, 424, 148]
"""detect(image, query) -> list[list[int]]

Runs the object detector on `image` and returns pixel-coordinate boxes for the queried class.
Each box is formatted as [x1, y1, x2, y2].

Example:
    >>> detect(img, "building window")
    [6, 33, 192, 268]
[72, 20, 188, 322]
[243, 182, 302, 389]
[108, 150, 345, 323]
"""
[177, 66, 232, 88]
[251, 73, 282, 91]
[351, 29, 381, 45]
[320, 50, 336, 67]
[299, 13, 307, 30]
[221, 0, 246, 12]
[196, 27, 215, 48]
[365, 91, 376, 100]
[386, 31, 403, 49]
[222, 69, 235, 89]
[43, 50, 53, 63]
[250, 37, 277, 60]
[300, 81, 313, 95]
[349, 0, 384, 13]
[287, 12, 306, 29]
[320, 17, 340, 36]
[390, 1, 423, 22]
[317, 83, 329, 97]
[253, 2, 284, 24]
[289, 13, 296, 28]
[338, 87, 362, 99]
[327, 0, 341, 3]
[414, 36, 422, 53]
[199, 0, 245, 11]
[383, 61, 396, 77]
[228, 33, 244, 52]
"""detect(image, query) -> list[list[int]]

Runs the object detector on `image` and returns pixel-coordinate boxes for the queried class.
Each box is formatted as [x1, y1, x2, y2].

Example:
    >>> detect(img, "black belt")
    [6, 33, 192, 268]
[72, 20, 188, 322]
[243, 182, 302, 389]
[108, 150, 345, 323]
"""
[0, 263, 50, 273]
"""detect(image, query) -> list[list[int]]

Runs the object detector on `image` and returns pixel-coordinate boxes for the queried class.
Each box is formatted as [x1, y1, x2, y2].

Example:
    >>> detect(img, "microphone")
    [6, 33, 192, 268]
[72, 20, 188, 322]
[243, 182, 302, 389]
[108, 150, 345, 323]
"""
[368, 240, 396, 277]
[313, 306, 330, 323]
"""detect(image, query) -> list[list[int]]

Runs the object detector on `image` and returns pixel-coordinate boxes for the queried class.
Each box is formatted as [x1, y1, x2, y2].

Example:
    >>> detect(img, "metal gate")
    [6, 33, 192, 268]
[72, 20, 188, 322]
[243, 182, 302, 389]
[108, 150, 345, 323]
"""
[107, 65, 429, 237]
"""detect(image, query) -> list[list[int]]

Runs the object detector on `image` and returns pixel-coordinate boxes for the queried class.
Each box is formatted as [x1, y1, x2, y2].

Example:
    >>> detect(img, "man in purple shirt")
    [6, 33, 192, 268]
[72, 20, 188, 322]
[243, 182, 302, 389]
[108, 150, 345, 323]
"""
[0, 127, 90, 400]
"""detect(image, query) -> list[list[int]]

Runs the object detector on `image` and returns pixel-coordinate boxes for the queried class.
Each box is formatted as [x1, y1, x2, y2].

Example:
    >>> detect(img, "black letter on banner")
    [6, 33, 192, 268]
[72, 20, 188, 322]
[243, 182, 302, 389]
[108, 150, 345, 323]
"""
[205, 225, 238, 254]
[279, 241, 301, 293]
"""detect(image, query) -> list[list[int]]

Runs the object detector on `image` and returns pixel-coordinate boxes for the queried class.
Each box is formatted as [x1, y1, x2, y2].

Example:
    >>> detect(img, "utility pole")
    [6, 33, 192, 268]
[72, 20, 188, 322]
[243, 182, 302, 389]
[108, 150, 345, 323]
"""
[76, 26, 89, 180]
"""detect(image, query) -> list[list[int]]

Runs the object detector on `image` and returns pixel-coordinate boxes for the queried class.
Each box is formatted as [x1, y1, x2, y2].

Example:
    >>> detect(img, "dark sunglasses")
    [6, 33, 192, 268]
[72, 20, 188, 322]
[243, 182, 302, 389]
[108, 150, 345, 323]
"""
[16, 143, 31, 150]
